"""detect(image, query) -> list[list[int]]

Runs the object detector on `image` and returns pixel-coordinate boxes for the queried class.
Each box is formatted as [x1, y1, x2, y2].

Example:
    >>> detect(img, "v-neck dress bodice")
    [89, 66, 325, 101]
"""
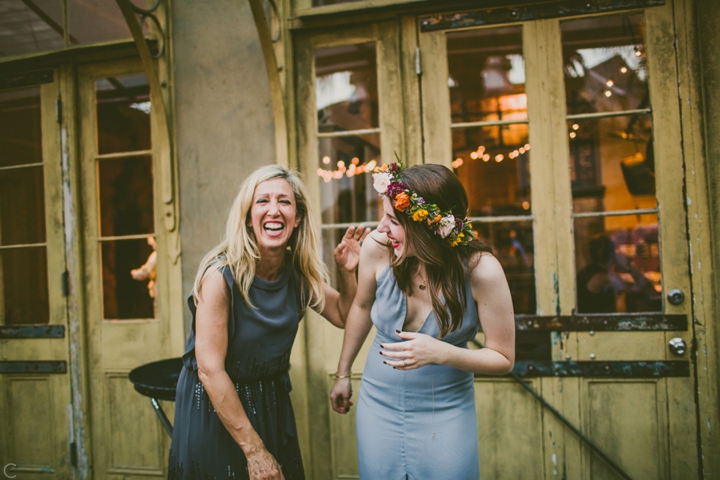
[356, 265, 481, 479]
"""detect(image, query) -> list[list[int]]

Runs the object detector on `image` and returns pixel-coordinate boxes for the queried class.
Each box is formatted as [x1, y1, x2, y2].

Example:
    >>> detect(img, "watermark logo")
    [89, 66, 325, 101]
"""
[3, 464, 16, 478]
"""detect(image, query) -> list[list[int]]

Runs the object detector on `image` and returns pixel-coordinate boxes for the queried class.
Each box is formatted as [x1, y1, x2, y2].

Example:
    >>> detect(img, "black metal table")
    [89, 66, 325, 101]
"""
[128, 357, 183, 436]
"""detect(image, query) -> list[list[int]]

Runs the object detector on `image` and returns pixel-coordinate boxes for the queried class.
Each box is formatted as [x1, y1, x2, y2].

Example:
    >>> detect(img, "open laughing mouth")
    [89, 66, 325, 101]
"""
[263, 221, 285, 236]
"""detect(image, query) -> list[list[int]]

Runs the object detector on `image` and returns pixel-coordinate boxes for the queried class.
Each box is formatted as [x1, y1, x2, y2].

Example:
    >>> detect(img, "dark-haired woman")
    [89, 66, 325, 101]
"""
[329, 162, 515, 479]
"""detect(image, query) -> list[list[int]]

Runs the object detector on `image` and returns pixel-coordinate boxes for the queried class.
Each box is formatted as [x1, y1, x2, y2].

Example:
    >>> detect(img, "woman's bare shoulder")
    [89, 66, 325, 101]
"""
[359, 230, 391, 274]
[196, 267, 231, 305]
[468, 252, 506, 285]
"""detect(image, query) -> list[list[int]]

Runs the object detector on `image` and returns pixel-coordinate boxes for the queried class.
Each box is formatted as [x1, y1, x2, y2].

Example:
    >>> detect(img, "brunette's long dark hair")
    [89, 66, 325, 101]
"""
[391, 164, 491, 337]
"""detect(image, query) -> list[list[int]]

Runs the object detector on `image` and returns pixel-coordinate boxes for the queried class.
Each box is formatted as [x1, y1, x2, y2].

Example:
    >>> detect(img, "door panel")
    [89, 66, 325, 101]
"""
[420, 4, 697, 479]
[79, 60, 173, 479]
[0, 76, 71, 479]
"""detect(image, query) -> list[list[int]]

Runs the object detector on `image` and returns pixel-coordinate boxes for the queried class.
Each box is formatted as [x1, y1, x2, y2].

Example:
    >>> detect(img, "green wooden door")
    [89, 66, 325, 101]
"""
[419, 3, 698, 479]
[0, 72, 72, 479]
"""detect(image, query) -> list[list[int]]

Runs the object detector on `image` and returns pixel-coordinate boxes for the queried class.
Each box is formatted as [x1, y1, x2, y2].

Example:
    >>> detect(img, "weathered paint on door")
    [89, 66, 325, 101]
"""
[293, 3, 700, 479]
[77, 59, 180, 479]
[0, 74, 72, 479]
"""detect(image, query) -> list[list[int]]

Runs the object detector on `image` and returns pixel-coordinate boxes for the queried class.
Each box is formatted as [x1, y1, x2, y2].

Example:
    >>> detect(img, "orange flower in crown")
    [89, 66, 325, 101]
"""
[394, 192, 411, 212]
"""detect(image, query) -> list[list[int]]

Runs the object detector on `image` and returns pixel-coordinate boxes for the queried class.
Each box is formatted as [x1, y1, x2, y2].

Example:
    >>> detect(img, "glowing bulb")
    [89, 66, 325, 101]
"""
[482, 154, 490, 162]
[322, 156, 330, 164]
[470, 151, 478, 160]
[524, 144, 530, 150]
[351, 157, 360, 165]
[569, 132, 577, 139]
[572, 124, 579, 130]
[366, 160, 377, 171]
[477, 145, 485, 153]
[522, 201, 530, 210]
[495, 154, 504, 162]
[604, 90, 612, 97]
[635, 49, 642, 57]
[606, 80, 614, 87]
[519, 147, 525, 154]
[337, 160, 345, 168]
[620, 66, 628, 73]
[317, 168, 324, 176]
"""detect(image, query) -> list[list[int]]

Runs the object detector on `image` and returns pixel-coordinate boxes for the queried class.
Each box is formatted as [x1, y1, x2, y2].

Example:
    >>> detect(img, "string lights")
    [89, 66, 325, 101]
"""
[317, 157, 377, 182]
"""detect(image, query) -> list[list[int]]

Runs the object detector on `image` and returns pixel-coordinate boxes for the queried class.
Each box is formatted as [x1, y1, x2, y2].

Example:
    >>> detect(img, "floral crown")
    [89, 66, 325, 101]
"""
[372, 162, 476, 248]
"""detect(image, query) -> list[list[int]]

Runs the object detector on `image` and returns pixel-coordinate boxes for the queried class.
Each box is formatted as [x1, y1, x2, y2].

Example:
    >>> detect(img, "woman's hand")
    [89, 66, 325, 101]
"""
[379, 331, 450, 370]
[246, 447, 285, 480]
[329, 377, 354, 414]
[334, 226, 370, 272]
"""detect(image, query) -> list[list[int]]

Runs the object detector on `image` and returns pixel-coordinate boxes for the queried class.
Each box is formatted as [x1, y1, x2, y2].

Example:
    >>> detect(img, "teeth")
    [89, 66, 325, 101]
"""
[264, 222, 284, 231]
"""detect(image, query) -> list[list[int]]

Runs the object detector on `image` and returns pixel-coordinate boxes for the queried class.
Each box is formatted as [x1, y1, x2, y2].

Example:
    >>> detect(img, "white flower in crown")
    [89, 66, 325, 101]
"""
[372, 171, 393, 194]
[437, 214, 456, 238]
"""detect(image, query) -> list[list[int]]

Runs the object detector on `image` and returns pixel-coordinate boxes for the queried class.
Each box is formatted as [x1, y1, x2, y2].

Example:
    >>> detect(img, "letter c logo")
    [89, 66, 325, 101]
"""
[4, 464, 16, 478]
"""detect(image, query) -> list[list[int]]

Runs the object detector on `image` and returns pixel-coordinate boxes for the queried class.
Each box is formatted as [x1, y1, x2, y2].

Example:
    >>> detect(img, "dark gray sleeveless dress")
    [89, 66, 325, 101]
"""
[168, 260, 306, 480]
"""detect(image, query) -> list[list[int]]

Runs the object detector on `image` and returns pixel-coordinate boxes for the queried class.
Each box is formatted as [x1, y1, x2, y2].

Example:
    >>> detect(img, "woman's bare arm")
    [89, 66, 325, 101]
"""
[381, 254, 515, 375]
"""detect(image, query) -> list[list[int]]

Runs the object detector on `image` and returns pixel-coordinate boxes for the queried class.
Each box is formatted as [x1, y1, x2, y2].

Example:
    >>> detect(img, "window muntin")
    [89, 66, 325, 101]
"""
[0, 87, 49, 325]
[315, 42, 382, 270]
[0, 0, 132, 59]
[95, 74, 156, 320]
[562, 14, 661, 313]
[446, 26, 535, 314]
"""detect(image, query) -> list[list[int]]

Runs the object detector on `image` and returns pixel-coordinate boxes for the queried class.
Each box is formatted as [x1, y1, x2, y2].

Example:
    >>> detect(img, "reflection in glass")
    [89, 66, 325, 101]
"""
[474, 221, 535, 314]
[0, 167, 46, 246]
[102, 238, 155, 319]
[0, 88, 42, 168]
[562, 14, 649, 115]
[1, 247, 49, 325]
[318, 134, 381, 225]
[447, 27, 526, 123]
[98, 156, 154, 237]
[96, 74, 151, 154]
[68, 0, 131, 45]
[315, 42, 378, 133]
[574, 214, 661, 313]
[0, 1, 64, 57]
[454, 125, 531, 216]
[569, 115, 655, 212]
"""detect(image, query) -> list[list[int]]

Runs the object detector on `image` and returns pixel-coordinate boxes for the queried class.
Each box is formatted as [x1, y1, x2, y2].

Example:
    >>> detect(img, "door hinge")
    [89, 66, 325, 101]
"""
[61, 270, 69, 297]
[55, 97, 62, 124]
[69, 441, 78, 467]
[415, 47, 422, 76]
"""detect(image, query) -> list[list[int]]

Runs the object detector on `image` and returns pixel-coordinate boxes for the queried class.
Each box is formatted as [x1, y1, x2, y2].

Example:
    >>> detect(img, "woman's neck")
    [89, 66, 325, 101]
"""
[256, 247, 286, 281]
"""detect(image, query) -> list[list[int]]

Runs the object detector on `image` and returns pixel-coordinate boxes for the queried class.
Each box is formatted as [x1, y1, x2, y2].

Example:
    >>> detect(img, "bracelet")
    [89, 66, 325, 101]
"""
[333, 372, 352, 379]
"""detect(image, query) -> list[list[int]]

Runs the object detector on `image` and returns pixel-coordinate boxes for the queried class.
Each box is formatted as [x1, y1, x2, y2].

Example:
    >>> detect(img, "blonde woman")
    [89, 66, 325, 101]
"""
[169, 165, 367, 480]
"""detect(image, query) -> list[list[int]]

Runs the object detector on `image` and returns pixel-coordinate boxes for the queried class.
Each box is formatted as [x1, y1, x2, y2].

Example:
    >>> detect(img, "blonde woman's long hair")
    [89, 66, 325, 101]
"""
[192, 165, 328, 311]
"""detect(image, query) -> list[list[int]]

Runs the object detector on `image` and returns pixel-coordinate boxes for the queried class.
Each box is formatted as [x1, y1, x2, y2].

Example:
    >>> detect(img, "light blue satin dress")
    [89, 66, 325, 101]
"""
[356, 265, 481, 479]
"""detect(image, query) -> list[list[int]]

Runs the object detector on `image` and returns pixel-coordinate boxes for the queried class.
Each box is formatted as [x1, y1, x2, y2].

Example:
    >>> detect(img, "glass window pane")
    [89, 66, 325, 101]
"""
[68, 0, 131, 45]
[102, 238, 156, 319]
[98, 155, 154, 237]
[447, 27, 526, 123]
[569, 115, 655, 212]
[561, 14, 649, 115]
[574, 214, 661, 313]
[96, 74, 151, 154]
[0, 1, 65, 57]
[316, 42, 378, 133]
[312, 0, 362, 6]
[0, 88, 42, 168]
[0, 166, 46, 246]
[454, 124, 531, 216]
[1, 247, 49, 325]
[317, 134, 381, 225]
[475, 221, 535, 314]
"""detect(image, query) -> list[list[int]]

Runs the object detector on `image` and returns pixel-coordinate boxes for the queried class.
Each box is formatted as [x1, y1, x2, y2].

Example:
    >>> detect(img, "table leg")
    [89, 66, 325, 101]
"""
[150, 397, 173, 436]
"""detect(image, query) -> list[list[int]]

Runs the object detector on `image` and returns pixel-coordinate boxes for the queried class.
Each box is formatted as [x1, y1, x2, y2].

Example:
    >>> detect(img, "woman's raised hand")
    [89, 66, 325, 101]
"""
[329, 377, 354, 414]
[379, 331, 450, 370]
[246, 447, 285, 480]
[333, 225, 370, 272]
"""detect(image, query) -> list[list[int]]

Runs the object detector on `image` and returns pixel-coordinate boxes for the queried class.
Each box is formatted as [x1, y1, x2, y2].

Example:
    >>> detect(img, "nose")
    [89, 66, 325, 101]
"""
[377, 216, 389, 233]
[267, 199, 280, 216]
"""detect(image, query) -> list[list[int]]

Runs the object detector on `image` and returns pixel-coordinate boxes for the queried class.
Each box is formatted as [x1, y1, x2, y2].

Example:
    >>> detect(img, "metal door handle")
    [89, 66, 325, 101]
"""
[667, 288, 685, 305]
[668, 337, 687, 355]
